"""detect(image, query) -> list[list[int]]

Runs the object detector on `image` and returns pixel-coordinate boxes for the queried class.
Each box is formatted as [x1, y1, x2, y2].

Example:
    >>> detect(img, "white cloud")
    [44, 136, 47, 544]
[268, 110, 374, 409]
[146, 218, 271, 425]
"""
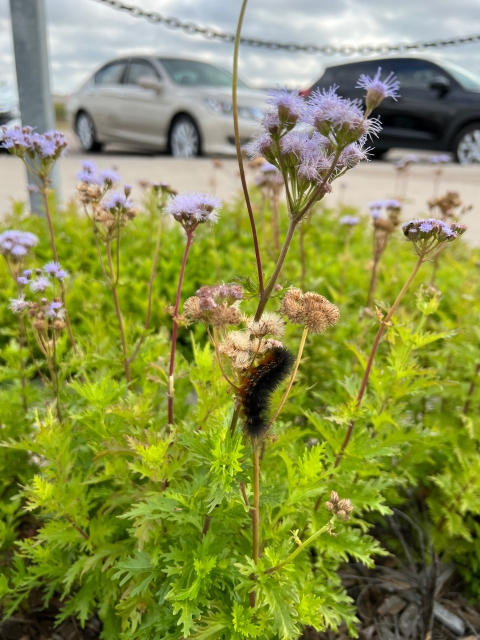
[1, 0, 480, 93]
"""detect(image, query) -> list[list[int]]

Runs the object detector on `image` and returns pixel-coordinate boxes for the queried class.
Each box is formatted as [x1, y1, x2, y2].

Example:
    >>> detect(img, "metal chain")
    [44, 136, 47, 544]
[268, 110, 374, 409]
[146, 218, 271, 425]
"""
[90, 0, 480, 56]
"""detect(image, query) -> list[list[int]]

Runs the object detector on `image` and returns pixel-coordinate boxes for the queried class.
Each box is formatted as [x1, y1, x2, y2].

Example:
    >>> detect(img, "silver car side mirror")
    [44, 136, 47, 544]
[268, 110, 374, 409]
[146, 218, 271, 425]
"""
[137, 76, 165, 92]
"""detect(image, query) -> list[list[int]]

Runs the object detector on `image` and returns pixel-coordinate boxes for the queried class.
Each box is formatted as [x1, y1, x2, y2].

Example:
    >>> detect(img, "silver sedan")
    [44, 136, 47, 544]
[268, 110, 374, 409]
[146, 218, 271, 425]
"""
[68, 56, 266, 157]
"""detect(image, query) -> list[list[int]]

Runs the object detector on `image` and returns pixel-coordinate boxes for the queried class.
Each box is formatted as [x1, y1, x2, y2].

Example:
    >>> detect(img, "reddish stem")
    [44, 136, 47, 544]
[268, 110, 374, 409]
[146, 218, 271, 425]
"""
[167, 230, 194, 423]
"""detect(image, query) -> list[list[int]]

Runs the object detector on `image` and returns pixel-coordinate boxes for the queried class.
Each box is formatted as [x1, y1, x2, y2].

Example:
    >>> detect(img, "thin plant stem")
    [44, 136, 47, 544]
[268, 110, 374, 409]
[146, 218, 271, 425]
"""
[255, 218, 298, 321]
[232, 0, 264, 294]
[167, 230, 194, 423]
[129, 215, 163, 364]
[299, 223, 306, 288]
[333, 255, 424, 468]
[230, 400, 241, 435]
[212, 327, 240, 391]
[40, 186, 78, 353]
[268, 327, 308, 429]
[252, 449, 260, 564]
[52, 331, 62, 423]
[464, 363, 480, 415]
[106, 240, 131, 383]
[264, 515, 335, 575]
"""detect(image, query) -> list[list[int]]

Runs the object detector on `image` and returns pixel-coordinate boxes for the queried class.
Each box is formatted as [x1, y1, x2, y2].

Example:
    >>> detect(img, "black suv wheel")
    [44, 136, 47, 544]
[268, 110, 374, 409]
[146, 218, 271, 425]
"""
[453, 123, 480, 165]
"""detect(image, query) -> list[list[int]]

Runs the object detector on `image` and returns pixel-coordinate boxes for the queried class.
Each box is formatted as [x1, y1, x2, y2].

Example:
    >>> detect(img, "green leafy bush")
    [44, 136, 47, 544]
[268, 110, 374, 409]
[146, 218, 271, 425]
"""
[0, 58, 479, 640]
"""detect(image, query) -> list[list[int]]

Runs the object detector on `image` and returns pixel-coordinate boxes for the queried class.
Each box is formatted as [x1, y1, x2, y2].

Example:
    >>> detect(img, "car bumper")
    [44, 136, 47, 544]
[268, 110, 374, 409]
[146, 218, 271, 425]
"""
[199, 115, 261, 156]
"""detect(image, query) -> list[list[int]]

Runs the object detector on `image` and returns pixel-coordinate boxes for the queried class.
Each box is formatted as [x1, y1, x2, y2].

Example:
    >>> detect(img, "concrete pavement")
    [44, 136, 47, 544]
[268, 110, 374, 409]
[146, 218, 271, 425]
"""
[1, 132, 479, 245]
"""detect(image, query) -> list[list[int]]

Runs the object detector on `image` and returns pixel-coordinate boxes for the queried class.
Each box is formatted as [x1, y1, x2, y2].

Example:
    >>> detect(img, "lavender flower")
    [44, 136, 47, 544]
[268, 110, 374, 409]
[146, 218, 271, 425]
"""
[165, 192, 222, 231]
[265, 87, 305, 127]
[340, 215, 360, 226]
[45, 301, 66, 320]
[29, 275, 52, 293]
[402, 218, 467, 256]
[244, 133, 275, 160]
[99, 168, 121, 185]
[43, 261, 61, 275]
[306, 86, 381, 145]
[429, 154, 450, 164]
[8, 294, 30, 314]
[17, 276, 28, 285]
[102, 191, 134, 211]
[0, 230, 38, 260]
[356, 67, 400, 111]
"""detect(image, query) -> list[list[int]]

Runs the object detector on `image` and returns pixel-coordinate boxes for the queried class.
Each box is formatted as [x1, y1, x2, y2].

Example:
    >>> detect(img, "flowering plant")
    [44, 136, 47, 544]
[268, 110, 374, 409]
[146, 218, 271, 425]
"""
[0, 7, 478, 640]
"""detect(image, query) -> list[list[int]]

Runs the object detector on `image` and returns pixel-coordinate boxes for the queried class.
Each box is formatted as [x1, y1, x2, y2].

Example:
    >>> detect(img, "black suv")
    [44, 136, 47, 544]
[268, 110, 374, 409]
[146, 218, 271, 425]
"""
[307, 57, 480, 164]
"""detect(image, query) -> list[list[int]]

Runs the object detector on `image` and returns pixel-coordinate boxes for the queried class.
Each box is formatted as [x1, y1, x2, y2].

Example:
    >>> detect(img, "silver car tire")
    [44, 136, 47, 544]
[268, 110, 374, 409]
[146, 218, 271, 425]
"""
[169, 116, 200, 158]
[454, 124, 480, 165]
[76, 112, 103, 153]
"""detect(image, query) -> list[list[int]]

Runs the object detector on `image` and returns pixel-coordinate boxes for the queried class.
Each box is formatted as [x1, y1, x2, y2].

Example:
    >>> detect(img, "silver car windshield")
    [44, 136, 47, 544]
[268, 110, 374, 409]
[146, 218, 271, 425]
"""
[440, 61, 480, 91]
[159, 59, 248, 88]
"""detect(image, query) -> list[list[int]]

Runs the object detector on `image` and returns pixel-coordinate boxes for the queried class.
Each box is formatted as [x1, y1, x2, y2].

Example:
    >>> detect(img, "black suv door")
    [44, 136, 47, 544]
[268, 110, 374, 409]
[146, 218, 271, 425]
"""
[374, 58, 459, 150]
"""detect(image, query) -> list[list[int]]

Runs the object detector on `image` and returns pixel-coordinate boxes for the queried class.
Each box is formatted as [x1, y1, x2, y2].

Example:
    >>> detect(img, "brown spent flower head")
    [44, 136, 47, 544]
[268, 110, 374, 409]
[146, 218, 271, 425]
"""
[428, 190, 472, 221]
[184, 283, 243, 328]
[219, 330, 282, 370]
[280, 288, 340, 334]
[325, 492, 353, 521]
[246, 312, 285, 338]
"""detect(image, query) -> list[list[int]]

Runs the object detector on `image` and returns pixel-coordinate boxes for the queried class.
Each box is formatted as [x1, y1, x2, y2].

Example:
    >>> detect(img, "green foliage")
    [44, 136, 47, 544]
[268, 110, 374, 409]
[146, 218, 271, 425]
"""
[0, 183, 479, 640]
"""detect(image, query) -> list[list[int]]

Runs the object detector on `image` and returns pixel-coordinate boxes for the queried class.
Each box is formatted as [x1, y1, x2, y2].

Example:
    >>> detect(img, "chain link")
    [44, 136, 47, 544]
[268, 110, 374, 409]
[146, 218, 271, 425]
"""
[90, 0, 480, 56]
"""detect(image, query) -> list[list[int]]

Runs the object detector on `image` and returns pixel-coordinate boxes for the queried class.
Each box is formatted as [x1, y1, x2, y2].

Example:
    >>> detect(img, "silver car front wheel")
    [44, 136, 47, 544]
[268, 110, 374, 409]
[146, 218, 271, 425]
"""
[76, 112, 102, 152]
[455, 124, 480, 165]
[170, 117, 200, 158]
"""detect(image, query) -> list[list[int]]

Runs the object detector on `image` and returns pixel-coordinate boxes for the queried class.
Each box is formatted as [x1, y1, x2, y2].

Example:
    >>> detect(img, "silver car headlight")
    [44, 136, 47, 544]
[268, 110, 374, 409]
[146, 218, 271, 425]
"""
[205, 98, 262, 120]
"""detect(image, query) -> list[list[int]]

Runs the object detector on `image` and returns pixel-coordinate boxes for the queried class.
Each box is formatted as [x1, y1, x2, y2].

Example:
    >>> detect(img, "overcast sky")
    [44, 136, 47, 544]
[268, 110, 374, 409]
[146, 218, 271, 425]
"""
[1, 0, 480, 94]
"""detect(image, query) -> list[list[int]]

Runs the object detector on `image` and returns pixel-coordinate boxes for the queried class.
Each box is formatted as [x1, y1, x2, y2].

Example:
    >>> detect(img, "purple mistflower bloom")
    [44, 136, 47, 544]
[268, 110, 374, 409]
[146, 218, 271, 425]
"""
[337, 141, 370, 169]
[1, 127, 32, 154]
[30, 275, 51, 293]
[32, 133, 56, 158]
[340, 215, 360, 226]
[55, 269, 69, 281]
[43, 261, 61, 275]
[245, 132, 275, 159]
[10, 244, 28, 257]
[419, 221, 434, 233]
[165, 192, 222, 228]
[384, 199, 402, 209]
[259, 162, 278, 173]
[356, 67, 400, 110]
[23, 269, 32, 278]
[99, 168, 121, 185]
[8, 294, 30, 314]
[261, 110, 282, 134]
[77, 169, 102, 185]
[0, 230, 38, 259]
[81, 160, 97, 173]
[102, 191, 133, 210]
[45, 301, 66, 320]
[17, 276, 29, 285]
[265, 87, 305, 125]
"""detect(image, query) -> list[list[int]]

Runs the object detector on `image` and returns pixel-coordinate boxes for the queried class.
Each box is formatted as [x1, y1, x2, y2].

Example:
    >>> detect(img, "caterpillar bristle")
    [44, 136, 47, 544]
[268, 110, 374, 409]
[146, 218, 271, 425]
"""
[239, 346, 295, 440]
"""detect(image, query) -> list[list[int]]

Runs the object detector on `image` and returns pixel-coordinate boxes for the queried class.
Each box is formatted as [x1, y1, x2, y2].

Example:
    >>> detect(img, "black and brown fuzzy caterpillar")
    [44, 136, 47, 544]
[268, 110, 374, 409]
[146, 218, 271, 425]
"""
[239, 346, 294, 440]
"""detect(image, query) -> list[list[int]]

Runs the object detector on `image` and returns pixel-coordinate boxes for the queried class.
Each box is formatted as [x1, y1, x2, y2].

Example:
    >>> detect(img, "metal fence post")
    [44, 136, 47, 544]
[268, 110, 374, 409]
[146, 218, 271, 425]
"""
[9, 0, 61, 213]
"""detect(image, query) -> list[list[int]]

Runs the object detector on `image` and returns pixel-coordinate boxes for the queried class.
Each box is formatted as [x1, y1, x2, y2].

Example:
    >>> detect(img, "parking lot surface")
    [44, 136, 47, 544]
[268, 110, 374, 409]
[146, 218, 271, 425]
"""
[1, 132, 479, 246]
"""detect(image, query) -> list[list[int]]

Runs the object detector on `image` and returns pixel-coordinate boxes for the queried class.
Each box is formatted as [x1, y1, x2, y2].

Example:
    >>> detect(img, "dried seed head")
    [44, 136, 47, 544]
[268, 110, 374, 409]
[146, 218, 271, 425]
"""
[280, 288, 339, 334]
[326, 492, 353, 520]
[184, 284, 243, 328]
[246, 312, 285, 338]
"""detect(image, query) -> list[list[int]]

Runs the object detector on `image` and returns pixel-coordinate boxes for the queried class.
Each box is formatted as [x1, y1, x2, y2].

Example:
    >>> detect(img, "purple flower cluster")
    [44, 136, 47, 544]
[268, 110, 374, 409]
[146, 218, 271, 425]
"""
[402, 218, 467, 246]
[429, 154, 450, 164]
[44, 300, 66, 321]
[165, 192, 221, 231]
[356, 67, 400, 111]
[265, 88, 305, 129]
[1, 126, 67, 161]
[17, 262, 69, 291]
[340, 215, 360, 226]
[368, 199, 402, 218]
[102, 191, 135, 211]
[196, 284, 243, 310]
[76, 161, 121, 186]
[0, 230, 38, 261]
[8, 293, 30, 314]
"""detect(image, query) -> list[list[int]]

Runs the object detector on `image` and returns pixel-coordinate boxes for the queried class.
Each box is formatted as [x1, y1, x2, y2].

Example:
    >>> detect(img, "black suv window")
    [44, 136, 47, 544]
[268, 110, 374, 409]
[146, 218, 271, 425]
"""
[314, 62, 379, 92]
[387, 59, 438, 90]
[95, 61, 127, 86]
[126, 60, 160, 85]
